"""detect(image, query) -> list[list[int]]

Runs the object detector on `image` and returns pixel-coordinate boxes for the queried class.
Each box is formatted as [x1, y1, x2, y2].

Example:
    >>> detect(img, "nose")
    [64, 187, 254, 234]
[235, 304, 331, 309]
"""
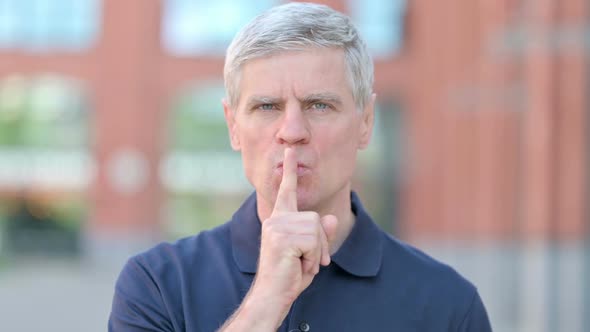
[276, 104, 310, 145]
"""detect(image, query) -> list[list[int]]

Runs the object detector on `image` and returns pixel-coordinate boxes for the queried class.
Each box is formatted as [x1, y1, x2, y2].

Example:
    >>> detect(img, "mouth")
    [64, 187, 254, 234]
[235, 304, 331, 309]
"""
[276, 162, 311, 177]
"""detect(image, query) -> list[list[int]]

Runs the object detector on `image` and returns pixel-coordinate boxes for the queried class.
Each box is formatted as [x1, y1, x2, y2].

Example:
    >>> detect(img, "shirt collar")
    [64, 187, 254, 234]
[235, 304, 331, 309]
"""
[229, 191, 383, 277]
[229, 192, 261, 274]
[330, 191, 383, 277]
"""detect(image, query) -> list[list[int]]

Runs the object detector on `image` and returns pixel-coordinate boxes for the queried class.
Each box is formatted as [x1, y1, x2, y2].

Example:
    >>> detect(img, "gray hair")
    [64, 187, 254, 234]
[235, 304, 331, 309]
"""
[223, 2, 374, 111]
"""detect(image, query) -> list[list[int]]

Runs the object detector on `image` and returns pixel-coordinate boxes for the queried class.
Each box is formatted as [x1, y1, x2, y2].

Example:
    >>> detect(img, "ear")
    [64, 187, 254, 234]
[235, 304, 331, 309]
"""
[358, 93, 376, 150]
[223, 99, 241, 151]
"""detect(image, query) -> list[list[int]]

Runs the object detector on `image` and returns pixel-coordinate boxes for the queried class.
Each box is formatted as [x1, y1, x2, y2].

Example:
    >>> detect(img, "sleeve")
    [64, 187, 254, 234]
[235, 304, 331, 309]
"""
[458, 290, 493, 332]
[108, 257, 175, 332]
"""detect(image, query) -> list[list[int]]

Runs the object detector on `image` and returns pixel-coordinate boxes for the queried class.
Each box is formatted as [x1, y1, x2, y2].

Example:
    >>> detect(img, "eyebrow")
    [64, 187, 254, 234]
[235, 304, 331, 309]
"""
[245, 95, 282, 109]
[245, 92, 343, 109]
[300, 92, 343, 106]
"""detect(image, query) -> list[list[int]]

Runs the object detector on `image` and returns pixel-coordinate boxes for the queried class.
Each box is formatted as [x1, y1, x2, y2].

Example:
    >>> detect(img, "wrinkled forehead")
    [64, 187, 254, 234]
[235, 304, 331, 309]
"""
[233, 48, 354, 105]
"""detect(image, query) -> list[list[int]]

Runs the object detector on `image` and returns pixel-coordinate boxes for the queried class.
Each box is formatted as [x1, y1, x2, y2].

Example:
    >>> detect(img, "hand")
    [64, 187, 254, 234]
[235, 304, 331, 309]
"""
[218, 148, 338, 332]
[253, 147, 338, 309]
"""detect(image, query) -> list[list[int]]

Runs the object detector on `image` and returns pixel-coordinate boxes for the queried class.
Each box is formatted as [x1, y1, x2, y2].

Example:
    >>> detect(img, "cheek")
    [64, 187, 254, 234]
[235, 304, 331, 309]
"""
[329, 118, 360, 146]
[240, 132, 272, 178]
[317, 122, 360, 168]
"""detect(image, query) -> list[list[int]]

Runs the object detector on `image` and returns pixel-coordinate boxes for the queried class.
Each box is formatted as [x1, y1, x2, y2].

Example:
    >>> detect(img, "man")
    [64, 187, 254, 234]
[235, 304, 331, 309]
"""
[109, 2, 492, 331]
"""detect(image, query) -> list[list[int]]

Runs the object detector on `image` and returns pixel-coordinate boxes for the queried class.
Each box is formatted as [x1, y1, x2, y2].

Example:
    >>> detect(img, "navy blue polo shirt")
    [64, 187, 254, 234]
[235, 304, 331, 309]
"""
[109, 192, 492, 332]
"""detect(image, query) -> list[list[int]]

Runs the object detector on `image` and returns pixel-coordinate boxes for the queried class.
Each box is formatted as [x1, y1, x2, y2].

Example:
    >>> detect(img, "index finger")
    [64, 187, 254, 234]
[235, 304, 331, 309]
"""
[273, 147, 298, 214]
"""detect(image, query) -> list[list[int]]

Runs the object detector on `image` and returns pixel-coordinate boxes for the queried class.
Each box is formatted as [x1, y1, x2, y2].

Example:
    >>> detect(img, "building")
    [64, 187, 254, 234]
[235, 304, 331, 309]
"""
[0, 1, 587, 331]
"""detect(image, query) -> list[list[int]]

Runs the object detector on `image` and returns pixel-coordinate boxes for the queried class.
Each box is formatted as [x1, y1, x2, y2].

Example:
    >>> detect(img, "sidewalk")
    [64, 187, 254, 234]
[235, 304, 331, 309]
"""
[0, 257, 121, 332]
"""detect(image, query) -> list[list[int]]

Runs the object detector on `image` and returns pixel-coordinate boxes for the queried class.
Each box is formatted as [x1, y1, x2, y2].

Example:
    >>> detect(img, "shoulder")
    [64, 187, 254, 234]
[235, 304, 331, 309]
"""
[109, 222, 233, 330]
[381, 233, 476, 293]
[129, 221, 232, 277]
[379, 233, 491, 330]
[109, 222, 234, 330]
[114, 221, 233, 298]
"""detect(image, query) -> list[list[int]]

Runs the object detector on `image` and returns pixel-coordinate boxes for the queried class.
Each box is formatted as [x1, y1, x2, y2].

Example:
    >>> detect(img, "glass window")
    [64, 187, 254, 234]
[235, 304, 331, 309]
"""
[0, 0, 101, 52]
[354, 102, 404, 234]
[163, 0, 406, 58]
[162, 0, 278, 56]
[348, 0, 407, 58]
[161, 82, 251, 237]
[0, 74, 92, 255]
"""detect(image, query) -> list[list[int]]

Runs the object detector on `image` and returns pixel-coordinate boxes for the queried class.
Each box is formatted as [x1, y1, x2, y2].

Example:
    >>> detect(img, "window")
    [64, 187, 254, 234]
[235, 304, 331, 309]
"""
[0, 0, 101, 52]
[162, 0, 278, 56]
[0, 75, 93, 189]
[354, 101, 404, 234]
[348, 0, 407, 58]
[160, 82, 250, 237]
[0, 74, 92, 254]
[163, 0, 406, 58]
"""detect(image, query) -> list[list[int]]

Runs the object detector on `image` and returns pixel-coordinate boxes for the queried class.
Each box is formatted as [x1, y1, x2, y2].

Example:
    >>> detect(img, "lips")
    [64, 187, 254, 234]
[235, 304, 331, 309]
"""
[276, 162, 311, 177]
[276, 161, 308, 168]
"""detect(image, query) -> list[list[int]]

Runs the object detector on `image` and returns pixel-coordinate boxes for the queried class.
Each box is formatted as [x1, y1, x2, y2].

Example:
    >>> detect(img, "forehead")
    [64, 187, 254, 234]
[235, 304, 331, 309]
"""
[237, 48, 353, 104]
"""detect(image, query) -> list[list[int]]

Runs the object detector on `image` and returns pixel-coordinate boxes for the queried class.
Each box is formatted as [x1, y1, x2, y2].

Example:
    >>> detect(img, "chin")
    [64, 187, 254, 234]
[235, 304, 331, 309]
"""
[295, 189, 319, 211]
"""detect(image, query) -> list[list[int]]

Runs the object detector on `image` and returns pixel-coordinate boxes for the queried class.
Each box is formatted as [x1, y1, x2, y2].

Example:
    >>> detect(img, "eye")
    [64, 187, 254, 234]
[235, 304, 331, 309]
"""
[258, 103, 276, 111]
[310, 102, 330, 111]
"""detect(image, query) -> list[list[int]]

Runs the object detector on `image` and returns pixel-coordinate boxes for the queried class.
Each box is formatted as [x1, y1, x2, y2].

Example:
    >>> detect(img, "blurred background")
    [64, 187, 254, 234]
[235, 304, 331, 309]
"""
[0, 0, 587, 331]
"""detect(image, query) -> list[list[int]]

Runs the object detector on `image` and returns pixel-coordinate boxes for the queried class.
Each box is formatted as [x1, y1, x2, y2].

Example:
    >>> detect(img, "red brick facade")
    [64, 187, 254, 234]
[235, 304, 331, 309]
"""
[0, 0, 586, 241]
